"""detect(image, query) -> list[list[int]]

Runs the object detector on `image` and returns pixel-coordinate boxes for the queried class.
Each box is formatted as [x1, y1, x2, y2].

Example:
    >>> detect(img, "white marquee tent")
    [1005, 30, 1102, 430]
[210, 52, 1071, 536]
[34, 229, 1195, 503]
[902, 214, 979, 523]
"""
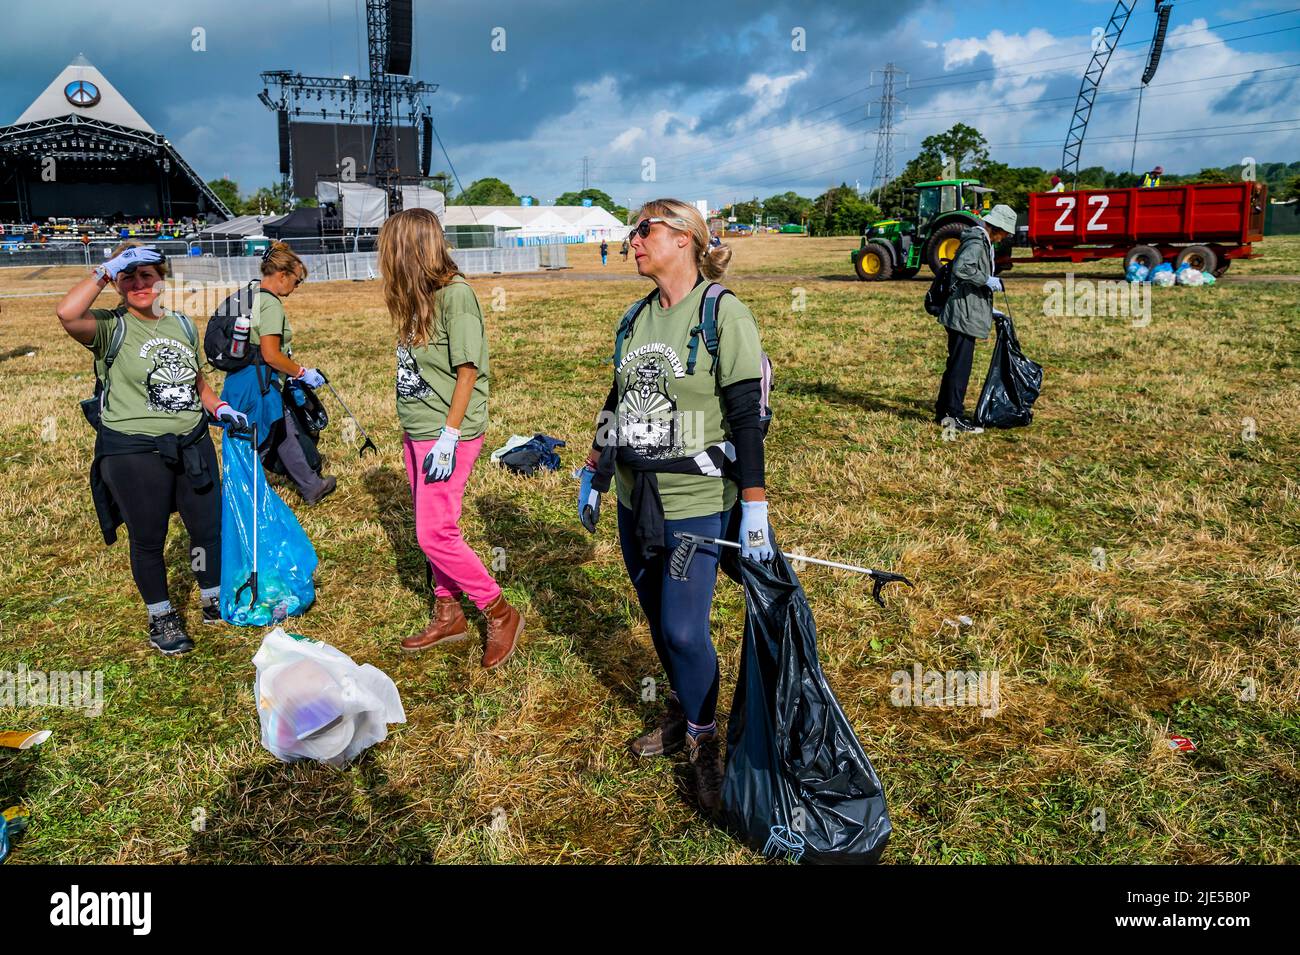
[441, 204, 628, 241]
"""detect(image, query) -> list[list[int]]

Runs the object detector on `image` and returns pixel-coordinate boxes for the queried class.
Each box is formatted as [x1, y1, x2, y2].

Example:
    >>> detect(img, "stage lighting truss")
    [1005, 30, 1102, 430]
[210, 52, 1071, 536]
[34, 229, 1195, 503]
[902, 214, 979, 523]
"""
[258, 70, 436, 128]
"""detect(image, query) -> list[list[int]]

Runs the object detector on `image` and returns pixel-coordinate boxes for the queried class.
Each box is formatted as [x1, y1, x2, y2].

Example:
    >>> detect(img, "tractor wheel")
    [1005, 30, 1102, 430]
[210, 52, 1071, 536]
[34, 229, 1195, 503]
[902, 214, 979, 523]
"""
[1123, 244, 1162, 272]
[925, 222, 968, 274]
[1175, 244, 1217, 275]
[855, 241, 894, 281]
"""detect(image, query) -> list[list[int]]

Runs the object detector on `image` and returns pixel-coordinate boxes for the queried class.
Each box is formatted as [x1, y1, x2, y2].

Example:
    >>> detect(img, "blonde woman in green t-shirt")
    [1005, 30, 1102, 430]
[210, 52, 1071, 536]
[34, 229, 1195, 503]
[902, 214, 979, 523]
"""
[578, 199, 771, 814]
[57, 242, 246, 655]
[377, 208, 525, 669]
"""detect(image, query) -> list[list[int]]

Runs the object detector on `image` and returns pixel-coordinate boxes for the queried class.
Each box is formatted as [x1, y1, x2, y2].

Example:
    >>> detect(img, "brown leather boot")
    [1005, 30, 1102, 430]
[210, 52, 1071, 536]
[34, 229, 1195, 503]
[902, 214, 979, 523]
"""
[686, 730, 725, 815]
[401, 596, 469, 651]
[481, 593, 524, 669]
[629, 695, 687, 757]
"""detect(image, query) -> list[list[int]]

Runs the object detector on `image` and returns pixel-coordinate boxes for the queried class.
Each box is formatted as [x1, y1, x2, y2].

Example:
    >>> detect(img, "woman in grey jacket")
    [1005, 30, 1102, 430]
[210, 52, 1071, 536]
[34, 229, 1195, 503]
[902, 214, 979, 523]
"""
[935, 203, 1017, 433]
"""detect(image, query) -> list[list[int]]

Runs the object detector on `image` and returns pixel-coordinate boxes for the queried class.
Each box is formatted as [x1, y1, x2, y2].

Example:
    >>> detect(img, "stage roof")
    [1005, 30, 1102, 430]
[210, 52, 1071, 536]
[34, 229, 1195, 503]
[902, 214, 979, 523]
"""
[15, 53, 155, 133]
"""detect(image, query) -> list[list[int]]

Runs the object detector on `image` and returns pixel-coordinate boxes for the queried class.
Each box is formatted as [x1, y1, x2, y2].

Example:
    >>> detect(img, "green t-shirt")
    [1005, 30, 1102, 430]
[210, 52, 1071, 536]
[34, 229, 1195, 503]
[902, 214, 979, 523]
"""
[395, 277, 490, 440]
[88, 307, 204, 437]
[613, 281, 762, 520]
[248, 289, 292, 355]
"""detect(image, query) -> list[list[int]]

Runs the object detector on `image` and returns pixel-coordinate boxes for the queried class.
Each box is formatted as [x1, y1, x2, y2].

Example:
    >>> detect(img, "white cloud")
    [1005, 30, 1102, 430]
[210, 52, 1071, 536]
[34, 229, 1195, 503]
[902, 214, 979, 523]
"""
[732, 70, 810, 129]
[608, 127, 644, 152]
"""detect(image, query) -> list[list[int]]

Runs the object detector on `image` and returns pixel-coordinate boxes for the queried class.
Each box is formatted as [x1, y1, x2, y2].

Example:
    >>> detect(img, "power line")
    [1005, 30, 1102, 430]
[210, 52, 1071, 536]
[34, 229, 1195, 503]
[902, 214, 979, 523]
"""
[631, 65, 1300, 189]
[906, 23, 1300, 92]
[652, 72, 1300, 192]
[590, 17, 1300, 180]
[897, 61, 1300, 123]
[906, 7, 1300, 86]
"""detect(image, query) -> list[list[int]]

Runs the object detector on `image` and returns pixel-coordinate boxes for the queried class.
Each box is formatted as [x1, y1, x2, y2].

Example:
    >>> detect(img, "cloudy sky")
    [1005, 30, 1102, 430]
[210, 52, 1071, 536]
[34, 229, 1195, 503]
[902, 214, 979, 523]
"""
[4, 0, 1297, 206]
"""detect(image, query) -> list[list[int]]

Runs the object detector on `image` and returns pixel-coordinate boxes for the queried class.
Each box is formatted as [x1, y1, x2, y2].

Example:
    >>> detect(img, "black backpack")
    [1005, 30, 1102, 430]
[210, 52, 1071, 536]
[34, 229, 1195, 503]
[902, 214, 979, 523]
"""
[204, 281, 263, 372]
[613, 282, 774, 435]
[924, 262, 954, 317]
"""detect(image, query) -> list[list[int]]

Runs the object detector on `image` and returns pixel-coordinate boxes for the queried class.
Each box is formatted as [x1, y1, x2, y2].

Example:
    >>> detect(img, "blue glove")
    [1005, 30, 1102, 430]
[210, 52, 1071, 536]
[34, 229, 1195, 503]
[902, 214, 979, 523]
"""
[297, 368, 325, 389]
[423, 426, 459, 483]
[213, 402, 249, 430]
[985, 275, 1004, 292]
[577, 465, 601, 533]
[102, 246, 163, 279]
[739, 500, 774, 562]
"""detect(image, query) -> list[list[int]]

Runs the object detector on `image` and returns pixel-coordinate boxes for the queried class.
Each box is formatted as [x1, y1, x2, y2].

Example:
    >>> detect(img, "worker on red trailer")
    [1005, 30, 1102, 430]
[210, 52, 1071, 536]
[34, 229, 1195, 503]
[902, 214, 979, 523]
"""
[1142, 165, 1163, 188]
[1048, 175, 1065, 193]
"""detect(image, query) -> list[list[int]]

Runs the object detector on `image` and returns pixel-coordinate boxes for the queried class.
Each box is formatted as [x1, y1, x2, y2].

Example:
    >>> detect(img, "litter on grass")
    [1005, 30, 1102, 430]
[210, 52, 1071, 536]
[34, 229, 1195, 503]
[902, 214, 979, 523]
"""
[253, 628, 405, 767]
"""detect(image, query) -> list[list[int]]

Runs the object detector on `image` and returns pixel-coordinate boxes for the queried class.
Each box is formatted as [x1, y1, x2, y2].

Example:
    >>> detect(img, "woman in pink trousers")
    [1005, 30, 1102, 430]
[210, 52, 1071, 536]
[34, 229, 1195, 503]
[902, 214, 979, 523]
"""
[377, 208, 524, 668]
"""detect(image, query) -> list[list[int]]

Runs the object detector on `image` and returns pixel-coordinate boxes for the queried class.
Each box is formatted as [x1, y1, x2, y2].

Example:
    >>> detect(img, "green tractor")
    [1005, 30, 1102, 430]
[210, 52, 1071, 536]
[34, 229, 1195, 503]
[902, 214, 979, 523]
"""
[852, 178, 1002, 281]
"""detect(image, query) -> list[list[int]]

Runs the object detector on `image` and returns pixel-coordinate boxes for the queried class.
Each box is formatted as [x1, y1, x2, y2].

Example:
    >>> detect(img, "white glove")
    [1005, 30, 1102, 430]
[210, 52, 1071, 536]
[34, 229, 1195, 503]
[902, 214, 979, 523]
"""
[423, 426, 460, 483]
[213, 402, 249, 429]
[102, 246, 163, 280]
[985, 275, 1004, 293]
[739, 500, 774, 562]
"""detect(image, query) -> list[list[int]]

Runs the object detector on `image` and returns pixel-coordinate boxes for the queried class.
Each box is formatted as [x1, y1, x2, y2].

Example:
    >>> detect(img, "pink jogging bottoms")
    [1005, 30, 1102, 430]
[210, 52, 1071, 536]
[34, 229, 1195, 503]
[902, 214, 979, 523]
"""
[402, 433, 501, 611]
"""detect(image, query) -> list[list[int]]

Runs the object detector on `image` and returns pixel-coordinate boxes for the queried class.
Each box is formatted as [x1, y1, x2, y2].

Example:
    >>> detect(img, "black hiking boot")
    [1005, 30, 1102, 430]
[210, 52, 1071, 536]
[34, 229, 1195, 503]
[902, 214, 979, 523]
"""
[148, 611, 195, 656]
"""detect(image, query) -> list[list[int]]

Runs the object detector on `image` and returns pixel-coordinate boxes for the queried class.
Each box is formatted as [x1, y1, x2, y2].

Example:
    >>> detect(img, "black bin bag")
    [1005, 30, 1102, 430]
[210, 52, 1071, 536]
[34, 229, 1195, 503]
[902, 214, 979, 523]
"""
[720, 549, 891, 864]
[974, 312, 1042, 428]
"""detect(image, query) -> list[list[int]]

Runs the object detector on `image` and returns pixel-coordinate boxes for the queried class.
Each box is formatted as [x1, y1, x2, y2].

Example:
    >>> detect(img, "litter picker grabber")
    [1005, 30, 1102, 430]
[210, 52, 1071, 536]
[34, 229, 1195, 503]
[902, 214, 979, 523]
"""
[231, 421, 260, 613]
[670, 532, 914, 608]
[319, 370, 377, 458]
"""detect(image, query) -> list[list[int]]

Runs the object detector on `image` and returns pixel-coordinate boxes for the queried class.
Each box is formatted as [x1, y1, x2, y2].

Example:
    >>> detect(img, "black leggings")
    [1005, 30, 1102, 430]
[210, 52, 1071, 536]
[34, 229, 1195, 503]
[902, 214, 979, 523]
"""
[100, 445, 222, 605]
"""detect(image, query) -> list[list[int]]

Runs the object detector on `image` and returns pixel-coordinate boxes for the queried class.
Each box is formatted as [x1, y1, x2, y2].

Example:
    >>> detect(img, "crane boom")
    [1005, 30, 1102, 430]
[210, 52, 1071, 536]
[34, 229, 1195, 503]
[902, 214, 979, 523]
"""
[1062, 0, 1137, 188]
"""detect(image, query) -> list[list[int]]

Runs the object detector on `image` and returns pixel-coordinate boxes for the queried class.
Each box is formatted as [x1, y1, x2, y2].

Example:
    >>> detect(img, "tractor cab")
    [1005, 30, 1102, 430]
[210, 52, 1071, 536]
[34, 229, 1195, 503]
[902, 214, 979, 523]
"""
[852, 178, 1001, 282]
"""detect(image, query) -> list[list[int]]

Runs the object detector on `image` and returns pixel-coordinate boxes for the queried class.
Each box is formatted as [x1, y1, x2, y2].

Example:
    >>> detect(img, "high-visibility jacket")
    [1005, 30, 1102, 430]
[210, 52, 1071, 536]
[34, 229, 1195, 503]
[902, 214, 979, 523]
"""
[1142, 173, 1161, 188]
[1048, 182, 1065, 193]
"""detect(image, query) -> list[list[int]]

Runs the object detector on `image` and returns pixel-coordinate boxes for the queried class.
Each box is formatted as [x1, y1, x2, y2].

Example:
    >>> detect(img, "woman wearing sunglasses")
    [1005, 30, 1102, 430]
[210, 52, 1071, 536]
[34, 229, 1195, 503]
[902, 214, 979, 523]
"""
[218, 241, 336, 504]
[57, 242, 245, 655]
[577, 199, 772, 813]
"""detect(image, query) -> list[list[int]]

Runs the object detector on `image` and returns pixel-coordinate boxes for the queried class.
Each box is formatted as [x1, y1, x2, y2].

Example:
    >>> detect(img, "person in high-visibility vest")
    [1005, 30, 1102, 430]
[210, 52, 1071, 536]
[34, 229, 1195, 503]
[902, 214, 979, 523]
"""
[1048, 175, 1065, 193]
[1141, 165, 1163, 188]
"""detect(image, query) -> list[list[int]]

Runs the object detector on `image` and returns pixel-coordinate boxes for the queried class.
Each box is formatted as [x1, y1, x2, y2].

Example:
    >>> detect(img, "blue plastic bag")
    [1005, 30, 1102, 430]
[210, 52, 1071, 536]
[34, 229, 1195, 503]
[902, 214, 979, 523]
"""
[220, 429, 318, 626]
[1125, 261, 1150, 283]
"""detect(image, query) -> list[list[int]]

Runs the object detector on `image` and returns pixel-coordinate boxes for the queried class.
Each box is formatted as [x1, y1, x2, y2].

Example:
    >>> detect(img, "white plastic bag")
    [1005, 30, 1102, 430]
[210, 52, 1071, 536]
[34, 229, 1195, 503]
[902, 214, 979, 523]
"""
[252, 628, 406, 766]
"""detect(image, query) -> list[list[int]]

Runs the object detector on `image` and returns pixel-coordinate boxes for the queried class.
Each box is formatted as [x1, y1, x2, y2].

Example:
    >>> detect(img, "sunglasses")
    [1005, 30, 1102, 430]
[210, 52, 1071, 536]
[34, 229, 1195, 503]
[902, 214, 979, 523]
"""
[629, 216, 688, 239]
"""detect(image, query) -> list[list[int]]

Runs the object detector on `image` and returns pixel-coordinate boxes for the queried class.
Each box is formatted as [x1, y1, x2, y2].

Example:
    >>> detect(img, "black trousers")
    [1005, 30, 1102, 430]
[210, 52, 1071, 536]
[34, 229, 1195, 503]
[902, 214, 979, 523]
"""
[936, 328, 977, 421]
[100, 445, 222, 605]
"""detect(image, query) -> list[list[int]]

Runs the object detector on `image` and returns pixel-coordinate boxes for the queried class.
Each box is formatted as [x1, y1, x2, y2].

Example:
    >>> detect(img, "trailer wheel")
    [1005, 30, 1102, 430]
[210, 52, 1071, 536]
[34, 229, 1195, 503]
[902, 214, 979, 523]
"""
[1124, 244, 1162, 271]
[855, 241, 894, 281]
[926, 221, 968, 274]
[1205, 245, 1231, 277]
[1175, 244, 1217, 274]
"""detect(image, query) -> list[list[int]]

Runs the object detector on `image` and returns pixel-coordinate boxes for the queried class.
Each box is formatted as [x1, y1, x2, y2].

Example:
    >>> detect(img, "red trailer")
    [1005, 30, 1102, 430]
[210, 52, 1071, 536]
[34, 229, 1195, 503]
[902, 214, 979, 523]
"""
[1025, 181, 1267, 276]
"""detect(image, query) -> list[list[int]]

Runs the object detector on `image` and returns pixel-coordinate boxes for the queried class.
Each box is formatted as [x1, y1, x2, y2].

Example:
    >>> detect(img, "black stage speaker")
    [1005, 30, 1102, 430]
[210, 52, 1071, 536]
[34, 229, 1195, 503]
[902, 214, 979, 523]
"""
[386, 0, 413, 75]
[277, 110, 291, 175]
[420, 115, 433, 175]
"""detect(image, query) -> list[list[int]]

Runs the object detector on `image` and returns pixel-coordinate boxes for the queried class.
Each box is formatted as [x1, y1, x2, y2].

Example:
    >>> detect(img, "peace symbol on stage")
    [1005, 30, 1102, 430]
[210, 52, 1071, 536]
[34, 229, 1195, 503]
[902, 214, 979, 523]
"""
[65, 80, 101, 107]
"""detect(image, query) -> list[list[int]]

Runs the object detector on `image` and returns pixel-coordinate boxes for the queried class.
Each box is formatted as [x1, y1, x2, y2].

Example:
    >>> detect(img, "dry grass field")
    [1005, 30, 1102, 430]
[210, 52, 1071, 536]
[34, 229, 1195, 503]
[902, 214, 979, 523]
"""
[1, 234, 1297, 863]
